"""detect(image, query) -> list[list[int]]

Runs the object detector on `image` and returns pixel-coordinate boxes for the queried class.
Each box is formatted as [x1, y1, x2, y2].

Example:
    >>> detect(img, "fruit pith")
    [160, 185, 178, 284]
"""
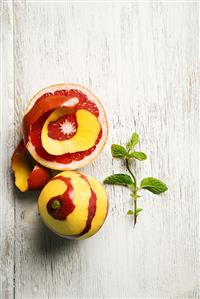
[23, 84, 108, 170]
[38, 170, 108, 239]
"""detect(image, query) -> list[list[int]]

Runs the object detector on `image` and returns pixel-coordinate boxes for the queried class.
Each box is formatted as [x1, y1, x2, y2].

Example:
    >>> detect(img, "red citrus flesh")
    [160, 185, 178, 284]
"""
[48, 113, 78, 141]
[28, 164, 51, 191]
[23, 84, 108, 170]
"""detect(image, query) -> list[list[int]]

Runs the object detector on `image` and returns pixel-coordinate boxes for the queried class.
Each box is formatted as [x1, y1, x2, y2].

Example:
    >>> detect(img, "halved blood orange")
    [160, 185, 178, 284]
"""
[23, 83, 108, 170]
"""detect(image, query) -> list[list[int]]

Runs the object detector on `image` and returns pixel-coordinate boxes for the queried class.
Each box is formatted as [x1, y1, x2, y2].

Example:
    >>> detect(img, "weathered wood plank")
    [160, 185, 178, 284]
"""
[2, 1, 199, 298]
[0, 1, 15, 298]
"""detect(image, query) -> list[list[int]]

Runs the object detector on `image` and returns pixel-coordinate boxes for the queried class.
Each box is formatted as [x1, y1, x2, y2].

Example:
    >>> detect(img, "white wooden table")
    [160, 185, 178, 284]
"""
[1, 1, 199, 298]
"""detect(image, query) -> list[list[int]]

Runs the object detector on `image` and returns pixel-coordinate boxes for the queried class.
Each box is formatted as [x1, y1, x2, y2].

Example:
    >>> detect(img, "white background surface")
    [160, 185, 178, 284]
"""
[1, 1, 199, 298]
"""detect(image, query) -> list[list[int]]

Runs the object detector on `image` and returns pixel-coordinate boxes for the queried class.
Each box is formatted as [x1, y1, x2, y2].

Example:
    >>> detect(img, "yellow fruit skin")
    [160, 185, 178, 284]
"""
[79, 174, 108, 240]
[38, 171, 108, 239]
[11, 152, 32, 192]
[41, 109, 101, 155]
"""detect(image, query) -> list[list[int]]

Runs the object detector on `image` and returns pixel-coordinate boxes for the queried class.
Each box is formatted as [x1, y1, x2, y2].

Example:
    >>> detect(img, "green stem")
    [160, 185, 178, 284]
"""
[125, 159, 136, 185]
[125, 158, 137, 226]
[51, 200, 61, 210]
[133, 198, 137, 227]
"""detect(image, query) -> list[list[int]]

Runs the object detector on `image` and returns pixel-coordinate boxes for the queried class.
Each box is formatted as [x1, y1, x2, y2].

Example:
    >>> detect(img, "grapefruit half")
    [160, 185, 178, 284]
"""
[23, 83, 108, 170]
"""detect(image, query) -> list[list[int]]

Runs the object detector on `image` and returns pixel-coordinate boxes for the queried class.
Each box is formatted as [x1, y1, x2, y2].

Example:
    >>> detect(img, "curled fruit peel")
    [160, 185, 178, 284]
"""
[41, 109, 101, 155]
[11, 140, 51, 192]
[11, 140, 32, 192]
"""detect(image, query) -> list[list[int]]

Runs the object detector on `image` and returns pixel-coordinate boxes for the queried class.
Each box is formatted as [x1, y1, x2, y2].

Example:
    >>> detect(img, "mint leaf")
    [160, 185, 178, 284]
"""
[126, 132, 139, 150]
[140, 177, 168, 194]
[127, 210, 134, 215]
[128, 151, 147, 161]
[104, 173, 133, 187]
[111, 144, 127, 158]
[135, 208, 143, 215]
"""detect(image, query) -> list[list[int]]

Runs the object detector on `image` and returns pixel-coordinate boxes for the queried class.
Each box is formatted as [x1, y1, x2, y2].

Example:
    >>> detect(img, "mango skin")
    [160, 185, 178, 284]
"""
[11, 140, 32, 192]
[38, 171, 108, 240]
[41, 108, 101, 155]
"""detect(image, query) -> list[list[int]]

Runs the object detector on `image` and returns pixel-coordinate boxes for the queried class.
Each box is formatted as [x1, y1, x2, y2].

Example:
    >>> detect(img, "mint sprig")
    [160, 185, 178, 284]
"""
[104, 132, 168, 226]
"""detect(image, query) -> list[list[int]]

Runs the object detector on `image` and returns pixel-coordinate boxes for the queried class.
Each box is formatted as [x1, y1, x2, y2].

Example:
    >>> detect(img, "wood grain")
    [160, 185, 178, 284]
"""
[1, 2, 15, 299]
[1, 1, 199, 298]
